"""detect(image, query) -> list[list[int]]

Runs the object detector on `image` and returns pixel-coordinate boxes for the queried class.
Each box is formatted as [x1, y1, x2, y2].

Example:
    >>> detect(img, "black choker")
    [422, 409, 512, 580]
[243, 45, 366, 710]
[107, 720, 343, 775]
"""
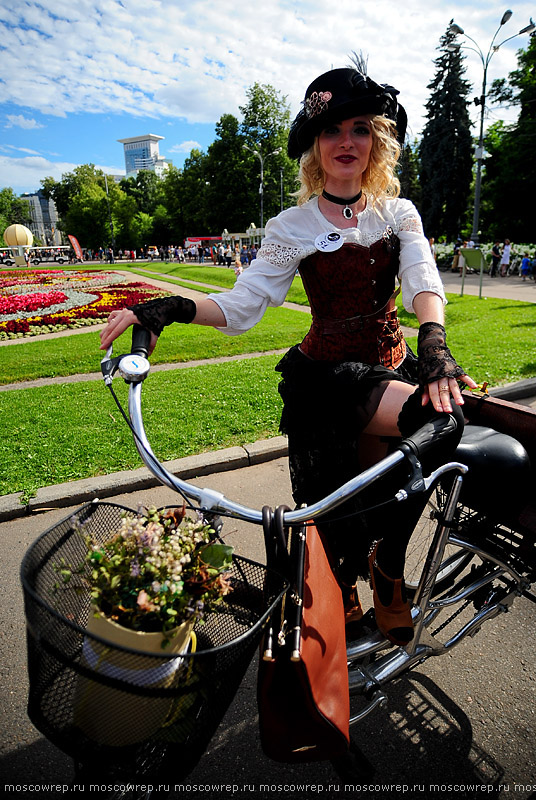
[322, 189, 363, 220]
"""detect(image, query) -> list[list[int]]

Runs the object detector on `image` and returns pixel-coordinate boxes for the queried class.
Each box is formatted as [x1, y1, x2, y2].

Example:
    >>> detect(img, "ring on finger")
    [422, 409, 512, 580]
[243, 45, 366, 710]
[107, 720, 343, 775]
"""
[439, 386, 449, 392]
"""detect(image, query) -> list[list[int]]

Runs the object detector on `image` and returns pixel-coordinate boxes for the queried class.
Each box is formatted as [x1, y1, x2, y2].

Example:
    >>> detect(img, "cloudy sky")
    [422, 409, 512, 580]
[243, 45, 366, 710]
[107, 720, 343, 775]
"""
[0, 0, 533, 195]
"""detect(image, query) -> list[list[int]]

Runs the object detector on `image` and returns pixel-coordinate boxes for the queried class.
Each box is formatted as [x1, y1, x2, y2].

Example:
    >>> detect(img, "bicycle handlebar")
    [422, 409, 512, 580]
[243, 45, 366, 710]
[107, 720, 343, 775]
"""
[103, 327, 469, 527]
[131, 324, 151, 358]
[399, 413, 459, 463]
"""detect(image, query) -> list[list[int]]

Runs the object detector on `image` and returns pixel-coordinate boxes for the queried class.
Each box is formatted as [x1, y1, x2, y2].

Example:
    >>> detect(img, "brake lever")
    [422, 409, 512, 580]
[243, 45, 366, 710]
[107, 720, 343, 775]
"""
[100, 345, 122, 385]
[394, 453, 469, 502]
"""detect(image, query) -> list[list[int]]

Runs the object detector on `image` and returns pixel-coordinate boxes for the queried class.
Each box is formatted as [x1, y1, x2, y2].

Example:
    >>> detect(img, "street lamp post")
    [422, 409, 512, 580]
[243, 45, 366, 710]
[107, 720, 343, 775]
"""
[243, 144, 282, 230]
[103, 173, 116, 263]
[448, 10, 535, 245]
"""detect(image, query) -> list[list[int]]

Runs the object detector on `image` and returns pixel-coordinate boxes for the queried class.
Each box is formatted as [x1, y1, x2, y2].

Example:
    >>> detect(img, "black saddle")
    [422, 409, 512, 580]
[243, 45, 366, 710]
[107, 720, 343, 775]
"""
[450, 424, 530, 514]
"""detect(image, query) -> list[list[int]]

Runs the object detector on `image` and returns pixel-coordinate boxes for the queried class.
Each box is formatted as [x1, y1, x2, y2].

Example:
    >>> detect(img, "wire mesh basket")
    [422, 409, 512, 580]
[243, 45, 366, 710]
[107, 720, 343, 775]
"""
[21, 501, 287, 780]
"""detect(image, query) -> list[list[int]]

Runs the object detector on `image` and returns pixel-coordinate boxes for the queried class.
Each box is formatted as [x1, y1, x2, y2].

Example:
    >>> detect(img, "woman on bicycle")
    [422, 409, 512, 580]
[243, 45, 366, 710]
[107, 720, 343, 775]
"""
[100, 59, 477, 647]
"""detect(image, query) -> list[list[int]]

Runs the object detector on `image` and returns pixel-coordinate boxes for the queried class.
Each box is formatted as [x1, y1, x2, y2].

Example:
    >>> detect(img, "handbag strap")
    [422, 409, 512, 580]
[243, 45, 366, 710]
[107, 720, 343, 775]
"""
[262, 505, 291, 575]
[275, 506, 307, 661]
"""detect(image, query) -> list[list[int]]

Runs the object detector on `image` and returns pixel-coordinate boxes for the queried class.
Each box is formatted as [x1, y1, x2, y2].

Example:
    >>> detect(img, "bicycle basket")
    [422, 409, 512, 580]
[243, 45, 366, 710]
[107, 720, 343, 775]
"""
[20, 501, 287, 780]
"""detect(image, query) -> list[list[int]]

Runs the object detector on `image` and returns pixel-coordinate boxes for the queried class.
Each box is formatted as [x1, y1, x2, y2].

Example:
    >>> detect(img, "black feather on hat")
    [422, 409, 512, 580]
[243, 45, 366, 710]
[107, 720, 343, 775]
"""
[288, 56, 407, 160]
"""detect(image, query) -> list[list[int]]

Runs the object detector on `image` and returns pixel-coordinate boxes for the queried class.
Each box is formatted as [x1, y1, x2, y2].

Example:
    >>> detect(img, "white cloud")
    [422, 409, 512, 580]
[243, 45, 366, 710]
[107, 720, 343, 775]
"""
[5, 114, 44, 129]
[1, 0, 531, 132]
[0, 154, 124, 194]
[0, 0, 532, 193]
[0, 144, 42, 155]
[167, 141, 203, 154]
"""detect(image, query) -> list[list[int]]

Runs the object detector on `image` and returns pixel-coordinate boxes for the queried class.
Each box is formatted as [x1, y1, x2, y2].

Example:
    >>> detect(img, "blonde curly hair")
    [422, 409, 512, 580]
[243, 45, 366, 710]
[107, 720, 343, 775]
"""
[294, 114, 401, 206]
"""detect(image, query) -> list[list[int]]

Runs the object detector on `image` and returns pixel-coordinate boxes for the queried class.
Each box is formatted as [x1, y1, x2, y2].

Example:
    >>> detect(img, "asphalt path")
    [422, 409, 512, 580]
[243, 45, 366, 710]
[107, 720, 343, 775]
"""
[2, 463, 536, 800]
[2, 265, 536, 799]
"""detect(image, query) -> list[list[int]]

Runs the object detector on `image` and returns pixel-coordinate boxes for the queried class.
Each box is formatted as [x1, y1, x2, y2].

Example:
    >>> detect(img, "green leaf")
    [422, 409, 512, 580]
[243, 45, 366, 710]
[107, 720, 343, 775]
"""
[200, 543, 233, 571]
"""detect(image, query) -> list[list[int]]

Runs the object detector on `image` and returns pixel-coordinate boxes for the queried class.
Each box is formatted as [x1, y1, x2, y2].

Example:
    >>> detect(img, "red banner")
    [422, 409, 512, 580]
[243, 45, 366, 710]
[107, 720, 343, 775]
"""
[68, 235, 83, 260]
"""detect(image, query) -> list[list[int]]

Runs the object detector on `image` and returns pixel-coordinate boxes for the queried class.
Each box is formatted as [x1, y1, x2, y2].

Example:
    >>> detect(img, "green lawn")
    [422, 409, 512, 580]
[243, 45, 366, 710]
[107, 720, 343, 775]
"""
[127, 264, 309, 305]
[2, 283, 536, 501]
[0, 355, 284, 500]
[0, 306, 310, 385]
[2, 292, 536, 387]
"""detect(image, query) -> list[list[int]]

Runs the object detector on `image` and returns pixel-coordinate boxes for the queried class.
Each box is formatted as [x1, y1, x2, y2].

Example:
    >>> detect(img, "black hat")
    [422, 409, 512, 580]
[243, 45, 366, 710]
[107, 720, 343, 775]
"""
[287, 66, 407, 160]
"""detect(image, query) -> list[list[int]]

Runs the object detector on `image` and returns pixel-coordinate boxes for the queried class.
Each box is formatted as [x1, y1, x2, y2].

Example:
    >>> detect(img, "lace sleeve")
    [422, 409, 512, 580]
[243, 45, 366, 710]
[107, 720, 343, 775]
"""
[256, 241, 304, 267]
[398, 213, 425, 235]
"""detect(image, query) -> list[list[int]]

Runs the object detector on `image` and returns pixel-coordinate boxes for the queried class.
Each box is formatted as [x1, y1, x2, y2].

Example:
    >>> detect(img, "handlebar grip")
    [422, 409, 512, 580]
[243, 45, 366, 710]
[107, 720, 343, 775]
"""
[131, 324, 151, 358]
[400, 413, 459, 463]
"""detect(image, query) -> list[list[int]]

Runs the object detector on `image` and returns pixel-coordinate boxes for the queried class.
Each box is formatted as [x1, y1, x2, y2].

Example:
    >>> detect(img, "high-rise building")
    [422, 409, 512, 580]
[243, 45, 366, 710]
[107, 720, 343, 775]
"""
[21, 189, 61, 245]
[117, 134, 172, 179]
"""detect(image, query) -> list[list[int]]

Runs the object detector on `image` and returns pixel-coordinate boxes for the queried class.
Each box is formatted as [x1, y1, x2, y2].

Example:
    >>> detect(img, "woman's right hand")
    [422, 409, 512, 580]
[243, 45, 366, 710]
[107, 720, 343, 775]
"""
[99, 308, 159, 355]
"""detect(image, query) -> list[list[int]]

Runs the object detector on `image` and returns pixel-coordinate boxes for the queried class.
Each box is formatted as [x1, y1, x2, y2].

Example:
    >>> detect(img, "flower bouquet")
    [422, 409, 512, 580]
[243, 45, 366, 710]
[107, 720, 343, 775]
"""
[55, 505, 233, 746]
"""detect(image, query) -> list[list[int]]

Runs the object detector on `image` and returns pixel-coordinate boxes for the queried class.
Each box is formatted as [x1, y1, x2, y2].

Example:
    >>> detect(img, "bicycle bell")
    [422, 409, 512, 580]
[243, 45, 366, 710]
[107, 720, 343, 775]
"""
[118, 354, 150, 383]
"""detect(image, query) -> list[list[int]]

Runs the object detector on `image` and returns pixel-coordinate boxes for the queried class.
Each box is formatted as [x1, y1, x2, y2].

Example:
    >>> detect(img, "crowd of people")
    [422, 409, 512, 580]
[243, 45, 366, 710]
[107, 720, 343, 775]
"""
[428, 237, 536, 280]
[76, 242, 260, 270]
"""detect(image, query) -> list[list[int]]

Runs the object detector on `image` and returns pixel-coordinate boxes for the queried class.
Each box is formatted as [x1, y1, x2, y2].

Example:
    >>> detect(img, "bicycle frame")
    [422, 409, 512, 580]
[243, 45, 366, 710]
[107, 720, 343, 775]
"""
[127, 380, 466, 526]
[344, 469, 533, 724]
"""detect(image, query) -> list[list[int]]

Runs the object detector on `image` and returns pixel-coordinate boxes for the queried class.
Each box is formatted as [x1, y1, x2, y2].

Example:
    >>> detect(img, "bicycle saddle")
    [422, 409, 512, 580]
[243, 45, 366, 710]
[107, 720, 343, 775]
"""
[452, 424, 530, 513]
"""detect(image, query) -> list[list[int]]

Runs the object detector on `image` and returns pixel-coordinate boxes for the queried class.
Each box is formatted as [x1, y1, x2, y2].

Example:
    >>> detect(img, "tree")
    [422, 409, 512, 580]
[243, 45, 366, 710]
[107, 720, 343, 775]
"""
[480, 35, 536, 242]
[119, 170, 163, 215]
[160, 165, 185, 242]
[41, 165, 104, 218]
[62, 182, 111, 249]
[176, 149, 210, 235]
[113, 192, 147, 250]
[239, 83, 298, 227]
[203, 114, 252, 232]
[419, 24, 473, 240]
[42, 165, 141, 250]
[0, 187, 31, 234]
[398, 140, 422, 209]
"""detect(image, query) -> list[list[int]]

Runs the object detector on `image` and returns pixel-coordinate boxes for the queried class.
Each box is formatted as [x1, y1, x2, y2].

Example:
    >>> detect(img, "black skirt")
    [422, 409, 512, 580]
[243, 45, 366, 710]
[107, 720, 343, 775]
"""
[275, 344, 419, 580]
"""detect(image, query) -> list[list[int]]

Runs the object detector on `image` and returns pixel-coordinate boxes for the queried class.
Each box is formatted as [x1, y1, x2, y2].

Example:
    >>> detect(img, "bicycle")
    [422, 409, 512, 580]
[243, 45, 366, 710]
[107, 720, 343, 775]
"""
[20, 326, 536, 794]
[507, 256, 522, 276]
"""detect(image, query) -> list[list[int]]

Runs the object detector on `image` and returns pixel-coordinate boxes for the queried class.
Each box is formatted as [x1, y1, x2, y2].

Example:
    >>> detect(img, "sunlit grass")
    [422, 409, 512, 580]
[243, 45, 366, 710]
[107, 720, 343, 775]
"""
[0, 355, 283, 499]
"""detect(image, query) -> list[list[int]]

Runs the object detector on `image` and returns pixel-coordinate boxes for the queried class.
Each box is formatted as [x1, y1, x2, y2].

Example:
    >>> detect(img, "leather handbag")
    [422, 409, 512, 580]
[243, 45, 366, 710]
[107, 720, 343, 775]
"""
[257, 506, 350, 762]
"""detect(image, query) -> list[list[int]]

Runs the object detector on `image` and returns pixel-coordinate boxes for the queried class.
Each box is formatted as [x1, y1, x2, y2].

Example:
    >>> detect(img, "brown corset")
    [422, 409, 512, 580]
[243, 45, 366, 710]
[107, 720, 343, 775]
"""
[299, 231, 406, 367]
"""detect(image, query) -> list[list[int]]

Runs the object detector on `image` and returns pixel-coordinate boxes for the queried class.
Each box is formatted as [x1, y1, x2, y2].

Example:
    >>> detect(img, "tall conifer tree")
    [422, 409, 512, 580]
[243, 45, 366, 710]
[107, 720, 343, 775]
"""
[419, 24, 473, 241]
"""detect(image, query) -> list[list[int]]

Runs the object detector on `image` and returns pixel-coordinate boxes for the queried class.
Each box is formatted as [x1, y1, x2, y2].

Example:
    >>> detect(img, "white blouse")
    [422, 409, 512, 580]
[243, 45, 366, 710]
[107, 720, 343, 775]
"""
[208, 196, 445, 335]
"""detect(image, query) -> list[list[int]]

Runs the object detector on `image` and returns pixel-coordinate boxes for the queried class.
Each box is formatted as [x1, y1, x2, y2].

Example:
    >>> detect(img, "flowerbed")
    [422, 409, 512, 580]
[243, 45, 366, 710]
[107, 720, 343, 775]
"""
[0, 291, 68, 314]
[0, 269, 168, 339]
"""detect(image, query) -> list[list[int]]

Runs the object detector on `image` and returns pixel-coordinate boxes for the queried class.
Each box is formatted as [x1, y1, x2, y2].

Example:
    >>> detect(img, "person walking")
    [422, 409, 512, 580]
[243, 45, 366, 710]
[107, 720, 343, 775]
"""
[521, 253, 531, 282]
[500, 239, 511, 277]
[100, 58, 475, 647]
[490, 241, 501, 277]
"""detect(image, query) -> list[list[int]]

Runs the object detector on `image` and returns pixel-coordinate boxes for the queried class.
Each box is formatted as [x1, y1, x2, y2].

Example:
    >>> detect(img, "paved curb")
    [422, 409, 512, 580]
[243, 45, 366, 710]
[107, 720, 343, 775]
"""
[0, 436, 289, 523]
[2, 377, 536, 524]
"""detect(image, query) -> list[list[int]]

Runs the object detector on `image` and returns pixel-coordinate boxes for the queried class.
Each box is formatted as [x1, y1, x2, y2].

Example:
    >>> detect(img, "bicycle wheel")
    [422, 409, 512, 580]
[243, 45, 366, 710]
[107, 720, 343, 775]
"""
[404, 486, 473, 598]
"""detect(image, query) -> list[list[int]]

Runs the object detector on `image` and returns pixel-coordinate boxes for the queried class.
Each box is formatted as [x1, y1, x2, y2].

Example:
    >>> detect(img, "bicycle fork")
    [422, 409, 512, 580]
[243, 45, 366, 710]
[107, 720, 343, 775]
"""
[347, 474, 466, 724]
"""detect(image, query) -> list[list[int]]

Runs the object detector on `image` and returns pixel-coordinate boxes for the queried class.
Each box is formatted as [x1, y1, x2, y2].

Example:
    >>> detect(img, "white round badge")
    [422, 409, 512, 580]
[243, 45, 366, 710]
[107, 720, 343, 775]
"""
[314, 231, 344, 253]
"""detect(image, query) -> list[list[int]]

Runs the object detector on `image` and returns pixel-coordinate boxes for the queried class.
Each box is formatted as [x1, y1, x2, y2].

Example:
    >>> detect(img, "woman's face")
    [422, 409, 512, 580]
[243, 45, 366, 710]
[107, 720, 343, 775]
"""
[318, 116, 373, 189]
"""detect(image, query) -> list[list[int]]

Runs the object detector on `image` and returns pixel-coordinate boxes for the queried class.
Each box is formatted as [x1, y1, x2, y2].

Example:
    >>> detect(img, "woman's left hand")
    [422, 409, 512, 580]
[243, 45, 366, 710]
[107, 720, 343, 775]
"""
[424, 373, 479, 413]
[99, 308, 160, 353]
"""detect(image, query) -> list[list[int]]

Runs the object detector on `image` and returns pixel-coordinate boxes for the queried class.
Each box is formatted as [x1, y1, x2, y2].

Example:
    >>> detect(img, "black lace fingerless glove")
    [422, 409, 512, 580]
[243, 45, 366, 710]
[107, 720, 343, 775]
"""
[127, 296, 197, 336]
[417, 322, 465, 387]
